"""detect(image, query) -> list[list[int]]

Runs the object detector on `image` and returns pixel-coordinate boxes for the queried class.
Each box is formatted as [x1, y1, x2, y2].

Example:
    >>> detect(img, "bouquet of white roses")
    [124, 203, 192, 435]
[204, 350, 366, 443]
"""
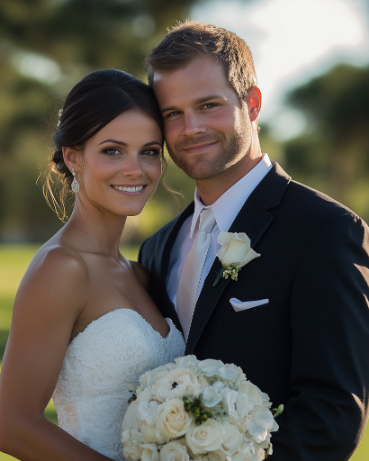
[121, 356, 282, 461]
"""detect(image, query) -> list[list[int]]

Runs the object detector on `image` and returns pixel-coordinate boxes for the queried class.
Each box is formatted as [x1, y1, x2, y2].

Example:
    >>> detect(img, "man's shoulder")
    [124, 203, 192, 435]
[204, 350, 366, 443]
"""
[265, 163, 360, 220]
[277, 177, 369, 241]
[287, 178, 358, 219]
[255, 164, 367, 235]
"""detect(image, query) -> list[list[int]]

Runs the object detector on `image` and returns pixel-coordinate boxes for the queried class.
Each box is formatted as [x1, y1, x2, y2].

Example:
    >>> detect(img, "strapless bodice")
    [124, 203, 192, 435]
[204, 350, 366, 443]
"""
[53, 309, 185, 460]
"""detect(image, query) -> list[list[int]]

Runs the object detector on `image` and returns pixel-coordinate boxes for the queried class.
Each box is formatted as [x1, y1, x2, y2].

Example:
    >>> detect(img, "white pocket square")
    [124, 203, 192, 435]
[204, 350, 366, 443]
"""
[230, 298, 269, 312]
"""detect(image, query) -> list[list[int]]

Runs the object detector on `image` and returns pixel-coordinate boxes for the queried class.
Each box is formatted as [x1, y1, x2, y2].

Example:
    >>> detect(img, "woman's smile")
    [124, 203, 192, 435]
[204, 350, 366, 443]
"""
[111, 185, 145, 193]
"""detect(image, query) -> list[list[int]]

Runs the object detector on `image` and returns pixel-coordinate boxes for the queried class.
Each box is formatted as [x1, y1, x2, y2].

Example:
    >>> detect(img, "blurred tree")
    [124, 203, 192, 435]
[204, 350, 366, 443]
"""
[0, 0, 210, 242]
[283, 64, 369, 222]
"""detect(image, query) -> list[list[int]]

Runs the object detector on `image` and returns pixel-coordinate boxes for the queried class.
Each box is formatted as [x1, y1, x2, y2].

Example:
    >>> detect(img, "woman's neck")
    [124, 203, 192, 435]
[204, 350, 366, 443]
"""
[60, 199, 127, 260]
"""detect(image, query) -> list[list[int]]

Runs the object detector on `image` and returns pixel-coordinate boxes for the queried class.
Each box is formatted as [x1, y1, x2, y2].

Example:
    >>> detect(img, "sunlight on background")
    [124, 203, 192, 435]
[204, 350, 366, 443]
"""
[192, 0, 369, 139]
[12, 51, 61, 84]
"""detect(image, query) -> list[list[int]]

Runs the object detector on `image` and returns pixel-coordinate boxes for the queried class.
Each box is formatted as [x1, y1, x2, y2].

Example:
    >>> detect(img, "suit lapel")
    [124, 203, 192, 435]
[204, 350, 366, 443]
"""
[186, 163, 291, 354]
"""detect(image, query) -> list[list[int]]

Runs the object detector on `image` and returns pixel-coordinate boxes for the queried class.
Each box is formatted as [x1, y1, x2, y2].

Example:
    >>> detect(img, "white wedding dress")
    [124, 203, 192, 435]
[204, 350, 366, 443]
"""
[53, 309, 185, 460]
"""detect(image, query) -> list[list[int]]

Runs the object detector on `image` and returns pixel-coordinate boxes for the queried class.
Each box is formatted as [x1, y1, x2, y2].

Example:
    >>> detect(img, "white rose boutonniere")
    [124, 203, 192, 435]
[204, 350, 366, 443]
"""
[213, 232, 260, 286]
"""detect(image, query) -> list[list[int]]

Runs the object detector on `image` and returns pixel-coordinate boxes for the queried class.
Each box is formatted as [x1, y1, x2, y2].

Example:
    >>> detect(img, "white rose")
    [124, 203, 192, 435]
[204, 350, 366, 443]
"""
[160, 441, 190, 461]
[216, 232, 260, 269]
[142, 443, 160, 461]
[219, 422, 243, 456]
[185, 419, 223, 454]
[153, 368, 206, 401]
[122, 428, 143, 461]
[137, 400, 160, 426]
[156, 399, 193, 441]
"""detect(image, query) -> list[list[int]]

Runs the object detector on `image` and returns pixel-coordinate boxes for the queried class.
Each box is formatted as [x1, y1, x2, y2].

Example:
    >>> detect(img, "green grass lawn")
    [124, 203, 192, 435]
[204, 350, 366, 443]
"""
[0, 244, 368, 460]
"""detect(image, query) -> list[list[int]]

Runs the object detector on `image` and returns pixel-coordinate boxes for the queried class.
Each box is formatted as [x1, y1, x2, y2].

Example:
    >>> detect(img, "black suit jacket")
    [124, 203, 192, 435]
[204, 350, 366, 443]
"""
[139, 163, 369, 460]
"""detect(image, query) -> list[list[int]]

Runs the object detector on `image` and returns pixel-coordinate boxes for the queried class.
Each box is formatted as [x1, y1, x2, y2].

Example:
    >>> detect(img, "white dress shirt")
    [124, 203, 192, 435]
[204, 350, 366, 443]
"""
[167, 154, 272, 310]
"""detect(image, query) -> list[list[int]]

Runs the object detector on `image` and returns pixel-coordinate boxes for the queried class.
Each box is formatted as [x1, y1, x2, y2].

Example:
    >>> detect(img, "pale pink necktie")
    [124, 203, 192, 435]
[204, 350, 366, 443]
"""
[176, 208, 215, 341]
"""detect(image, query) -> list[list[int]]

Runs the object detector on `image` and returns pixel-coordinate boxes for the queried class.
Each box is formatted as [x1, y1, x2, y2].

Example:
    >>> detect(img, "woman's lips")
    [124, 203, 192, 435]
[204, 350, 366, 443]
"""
[111, 185, 145, 194]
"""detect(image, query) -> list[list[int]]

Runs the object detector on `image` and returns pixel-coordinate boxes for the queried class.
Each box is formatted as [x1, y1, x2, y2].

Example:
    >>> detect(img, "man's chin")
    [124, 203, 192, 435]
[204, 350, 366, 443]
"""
[177, 163, 225, 181]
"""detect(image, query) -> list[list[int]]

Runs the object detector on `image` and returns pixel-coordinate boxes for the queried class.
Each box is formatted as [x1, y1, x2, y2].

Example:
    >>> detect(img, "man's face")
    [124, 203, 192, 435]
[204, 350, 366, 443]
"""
[152, 56, 253, 182]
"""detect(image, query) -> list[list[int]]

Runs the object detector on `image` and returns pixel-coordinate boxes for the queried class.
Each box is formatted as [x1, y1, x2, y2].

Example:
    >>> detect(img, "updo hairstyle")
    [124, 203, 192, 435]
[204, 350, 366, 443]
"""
[44, 69, 164, 221]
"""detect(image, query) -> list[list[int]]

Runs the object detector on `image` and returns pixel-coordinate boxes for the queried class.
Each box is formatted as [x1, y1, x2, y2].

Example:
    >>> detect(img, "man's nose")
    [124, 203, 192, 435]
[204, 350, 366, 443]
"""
[182, 111, 206, 137]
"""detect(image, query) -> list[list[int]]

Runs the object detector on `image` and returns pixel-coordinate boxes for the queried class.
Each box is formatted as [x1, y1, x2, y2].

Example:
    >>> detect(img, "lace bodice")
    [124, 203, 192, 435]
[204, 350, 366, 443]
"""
[53, 309, 185, 460]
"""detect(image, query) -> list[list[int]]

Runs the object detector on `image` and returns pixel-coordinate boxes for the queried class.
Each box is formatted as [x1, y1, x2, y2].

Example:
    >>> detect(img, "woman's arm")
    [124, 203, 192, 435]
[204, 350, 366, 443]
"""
[0, 247, 112, 461]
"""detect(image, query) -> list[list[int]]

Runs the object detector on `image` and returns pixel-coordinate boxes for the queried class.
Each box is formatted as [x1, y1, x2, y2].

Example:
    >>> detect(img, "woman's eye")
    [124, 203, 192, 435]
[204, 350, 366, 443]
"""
[141, 148, 161, 157]
[103, 148, 120, 156]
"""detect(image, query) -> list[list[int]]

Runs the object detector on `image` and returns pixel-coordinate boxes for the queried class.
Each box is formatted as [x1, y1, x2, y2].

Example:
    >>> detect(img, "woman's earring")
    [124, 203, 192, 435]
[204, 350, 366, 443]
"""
[71, 168, 80, 193]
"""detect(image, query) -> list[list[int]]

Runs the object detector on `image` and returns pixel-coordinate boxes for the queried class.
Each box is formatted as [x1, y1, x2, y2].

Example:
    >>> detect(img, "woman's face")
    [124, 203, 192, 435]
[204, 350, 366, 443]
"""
[74, 108, 163, 218]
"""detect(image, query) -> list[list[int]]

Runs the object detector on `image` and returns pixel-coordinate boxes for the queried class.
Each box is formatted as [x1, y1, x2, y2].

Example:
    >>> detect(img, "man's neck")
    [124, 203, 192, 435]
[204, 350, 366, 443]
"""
[196, 153, 263, 206]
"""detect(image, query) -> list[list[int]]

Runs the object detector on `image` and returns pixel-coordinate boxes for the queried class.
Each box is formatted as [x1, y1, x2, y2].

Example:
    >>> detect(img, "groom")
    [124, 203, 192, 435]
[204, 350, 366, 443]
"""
[139, 21, 369, 460]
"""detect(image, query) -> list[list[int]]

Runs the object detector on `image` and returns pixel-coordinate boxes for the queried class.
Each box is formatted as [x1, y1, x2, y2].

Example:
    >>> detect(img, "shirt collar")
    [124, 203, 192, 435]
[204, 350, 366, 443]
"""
[190, 154, 272, 237]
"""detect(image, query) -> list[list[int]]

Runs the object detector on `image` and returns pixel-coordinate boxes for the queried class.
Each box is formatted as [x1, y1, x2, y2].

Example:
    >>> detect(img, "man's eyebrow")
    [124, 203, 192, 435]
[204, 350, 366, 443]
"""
[195, 95, 225, 104]
[161, 95, 225, 114]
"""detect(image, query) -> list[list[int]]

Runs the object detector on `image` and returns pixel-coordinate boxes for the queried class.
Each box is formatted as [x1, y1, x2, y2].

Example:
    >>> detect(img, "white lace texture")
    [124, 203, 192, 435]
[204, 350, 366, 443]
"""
[53, 309, 185, 461]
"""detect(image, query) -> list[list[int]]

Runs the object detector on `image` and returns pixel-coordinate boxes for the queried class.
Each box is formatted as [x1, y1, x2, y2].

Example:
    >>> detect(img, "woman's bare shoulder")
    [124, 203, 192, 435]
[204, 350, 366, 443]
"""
[31, 244, 88, 275]
[130, 260, 152, 292]
[15, 244, 90, 316]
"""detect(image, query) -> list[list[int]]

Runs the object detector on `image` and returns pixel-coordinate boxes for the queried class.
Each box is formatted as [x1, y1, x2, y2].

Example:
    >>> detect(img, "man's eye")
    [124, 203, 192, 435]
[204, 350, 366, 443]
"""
[166, 111, 180, 118]
[142, 148, 161, 156]
[103, 148, 120, 156]
[203, 103, 216, 109]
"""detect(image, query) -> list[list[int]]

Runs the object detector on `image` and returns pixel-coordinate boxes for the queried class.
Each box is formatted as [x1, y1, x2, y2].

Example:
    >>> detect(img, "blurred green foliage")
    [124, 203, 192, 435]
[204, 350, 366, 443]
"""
[283, 64, 369, 222]
[0, 0, 200, 243]
[0, 0, 368, 245]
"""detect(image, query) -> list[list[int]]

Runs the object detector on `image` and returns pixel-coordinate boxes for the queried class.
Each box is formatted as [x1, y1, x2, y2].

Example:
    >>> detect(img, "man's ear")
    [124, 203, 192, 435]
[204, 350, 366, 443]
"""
[63, 146, 82, 173]
[246, 87, 262, 122]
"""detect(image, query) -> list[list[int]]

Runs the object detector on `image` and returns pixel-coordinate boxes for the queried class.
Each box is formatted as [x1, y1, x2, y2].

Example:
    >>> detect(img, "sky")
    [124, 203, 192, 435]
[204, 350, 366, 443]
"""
[191, 0, 369, 139]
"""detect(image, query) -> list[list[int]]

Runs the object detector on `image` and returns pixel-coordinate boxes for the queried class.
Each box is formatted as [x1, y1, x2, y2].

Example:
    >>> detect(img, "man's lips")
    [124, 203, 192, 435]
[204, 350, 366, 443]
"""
[181, 141, 218, 153]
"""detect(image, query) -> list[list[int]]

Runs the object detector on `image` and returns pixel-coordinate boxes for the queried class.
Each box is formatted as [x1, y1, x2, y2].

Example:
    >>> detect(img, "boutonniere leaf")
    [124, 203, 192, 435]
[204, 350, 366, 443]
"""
[213, 232, 260, 286]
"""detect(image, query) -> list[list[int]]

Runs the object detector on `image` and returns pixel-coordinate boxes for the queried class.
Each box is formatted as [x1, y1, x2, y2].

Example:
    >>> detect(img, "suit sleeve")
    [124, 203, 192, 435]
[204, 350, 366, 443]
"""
[272, 212, 369, 460]
[138, 238, 147, 266]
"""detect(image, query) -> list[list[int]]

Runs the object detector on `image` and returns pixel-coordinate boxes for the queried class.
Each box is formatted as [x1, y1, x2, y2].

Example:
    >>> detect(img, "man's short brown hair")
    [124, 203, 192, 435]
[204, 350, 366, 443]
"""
[146, 20, 257, 102]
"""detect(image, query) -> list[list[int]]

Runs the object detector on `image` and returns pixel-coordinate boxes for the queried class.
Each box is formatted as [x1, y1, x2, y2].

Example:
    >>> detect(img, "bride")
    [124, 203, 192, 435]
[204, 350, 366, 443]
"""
[0, 69, 185, 460]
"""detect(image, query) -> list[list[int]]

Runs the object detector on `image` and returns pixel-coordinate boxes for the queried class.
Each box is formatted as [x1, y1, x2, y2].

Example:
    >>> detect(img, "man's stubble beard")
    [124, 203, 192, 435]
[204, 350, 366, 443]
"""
[166, 109, 252, 181]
